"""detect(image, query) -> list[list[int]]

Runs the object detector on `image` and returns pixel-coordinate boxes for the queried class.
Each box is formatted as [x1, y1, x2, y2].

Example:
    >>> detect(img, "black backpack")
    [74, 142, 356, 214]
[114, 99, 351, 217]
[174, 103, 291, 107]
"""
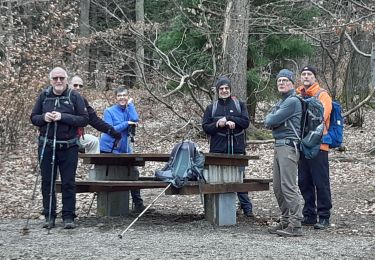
[41, 86, 74, 111]
[155, 140, 205, 188]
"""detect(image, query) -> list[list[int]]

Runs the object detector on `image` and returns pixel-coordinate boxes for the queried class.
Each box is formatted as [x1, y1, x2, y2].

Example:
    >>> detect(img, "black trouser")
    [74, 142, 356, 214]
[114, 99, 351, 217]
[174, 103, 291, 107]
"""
[298, 150, 332, 220]
[39, 144, 78, 220]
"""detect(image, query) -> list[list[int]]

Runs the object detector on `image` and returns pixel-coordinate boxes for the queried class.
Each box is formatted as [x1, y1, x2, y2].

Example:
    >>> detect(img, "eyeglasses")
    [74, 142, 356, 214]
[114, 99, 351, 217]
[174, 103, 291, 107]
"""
[52, 77, 66, 81]
[73, 84, 83, 88]
[277, 79, 290, 84]
[218, 86, 230, 91]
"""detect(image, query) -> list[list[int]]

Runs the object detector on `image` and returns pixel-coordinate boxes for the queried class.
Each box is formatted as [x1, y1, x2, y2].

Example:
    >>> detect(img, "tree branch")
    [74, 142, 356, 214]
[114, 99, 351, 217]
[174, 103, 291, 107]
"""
[162, 69, 204, 98]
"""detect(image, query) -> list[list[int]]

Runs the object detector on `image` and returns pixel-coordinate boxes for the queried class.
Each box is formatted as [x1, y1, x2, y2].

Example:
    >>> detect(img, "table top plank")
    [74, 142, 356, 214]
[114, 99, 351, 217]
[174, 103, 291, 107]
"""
[79, 153, 259, 166]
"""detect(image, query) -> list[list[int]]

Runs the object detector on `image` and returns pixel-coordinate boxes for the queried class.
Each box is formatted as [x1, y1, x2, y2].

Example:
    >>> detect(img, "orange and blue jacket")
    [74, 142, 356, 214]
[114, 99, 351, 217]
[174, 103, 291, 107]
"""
[297, 83, 332, 152]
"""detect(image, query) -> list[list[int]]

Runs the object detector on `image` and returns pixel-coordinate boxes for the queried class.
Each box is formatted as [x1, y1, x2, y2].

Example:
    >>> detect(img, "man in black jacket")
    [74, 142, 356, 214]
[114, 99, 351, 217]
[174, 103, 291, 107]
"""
[70, 76, 121, 154]
[31, 67, 89, 229]
[202, 76, 254, 217]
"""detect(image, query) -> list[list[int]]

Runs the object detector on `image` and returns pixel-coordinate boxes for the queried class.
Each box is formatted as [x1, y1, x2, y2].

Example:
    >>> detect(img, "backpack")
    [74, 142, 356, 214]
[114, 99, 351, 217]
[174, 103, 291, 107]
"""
[322, 97, 344, 148]
[155, 140, 205, 188]
[211, 96, 241, 118]
[290, 95, 324, 159]
[41, 86, 74, 111]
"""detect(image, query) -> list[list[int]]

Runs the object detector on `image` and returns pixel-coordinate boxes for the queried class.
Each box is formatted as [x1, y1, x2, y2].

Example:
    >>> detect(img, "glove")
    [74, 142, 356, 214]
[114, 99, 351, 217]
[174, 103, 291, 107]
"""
[108, 127, 122, 140]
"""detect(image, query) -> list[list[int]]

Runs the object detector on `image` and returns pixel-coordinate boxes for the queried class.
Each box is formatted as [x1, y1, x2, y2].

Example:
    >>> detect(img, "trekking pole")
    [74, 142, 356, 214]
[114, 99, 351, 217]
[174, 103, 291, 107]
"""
[86, 192, 97, 216]
[21, 123, 50, 235]
[47, 121, 57, 234]
[227, 128, 231, 155]
[118, 183, 172, 239]
[230, 129, 234, 155]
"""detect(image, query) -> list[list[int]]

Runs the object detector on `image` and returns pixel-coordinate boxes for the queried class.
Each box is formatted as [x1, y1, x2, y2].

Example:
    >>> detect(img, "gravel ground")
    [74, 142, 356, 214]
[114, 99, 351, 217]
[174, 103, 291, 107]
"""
[1, 213, 374, 260]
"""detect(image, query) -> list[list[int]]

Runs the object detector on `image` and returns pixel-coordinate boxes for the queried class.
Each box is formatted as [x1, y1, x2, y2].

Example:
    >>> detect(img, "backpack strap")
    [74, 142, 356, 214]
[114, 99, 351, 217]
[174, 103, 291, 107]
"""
[211, 97, 242, 118]
[232, 97, 241, 114]
[211, 100, 218, 118]
[169, 141, 183, 166]
[187, 141, 195, 162]
[288, 120, 302, 141]
[287, 95, 303, 141]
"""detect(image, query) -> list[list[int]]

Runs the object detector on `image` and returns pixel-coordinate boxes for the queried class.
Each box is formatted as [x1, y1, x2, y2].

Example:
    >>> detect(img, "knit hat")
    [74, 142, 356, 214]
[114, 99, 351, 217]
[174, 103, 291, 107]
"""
[277, 69, 295, 83]
[215, 76, 231, 92]
[300, 65, 317, 76]
[71, 76, 83, 86]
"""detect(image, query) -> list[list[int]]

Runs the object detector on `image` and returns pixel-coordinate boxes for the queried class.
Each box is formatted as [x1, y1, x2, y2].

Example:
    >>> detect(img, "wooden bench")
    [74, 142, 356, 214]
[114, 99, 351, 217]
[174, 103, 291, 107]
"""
[56, 153, 271, 226]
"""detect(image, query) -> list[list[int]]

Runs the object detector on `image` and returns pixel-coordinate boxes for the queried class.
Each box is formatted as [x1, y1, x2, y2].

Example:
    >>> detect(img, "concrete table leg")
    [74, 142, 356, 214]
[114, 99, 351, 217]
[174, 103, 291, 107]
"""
[203, 166, 243, 226]
[93, 165, 138, 217]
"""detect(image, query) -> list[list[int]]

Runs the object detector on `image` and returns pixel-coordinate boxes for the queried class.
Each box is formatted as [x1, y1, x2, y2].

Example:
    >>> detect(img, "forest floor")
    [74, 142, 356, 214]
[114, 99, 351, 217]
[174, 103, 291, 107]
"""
[0, 90, 374, 259]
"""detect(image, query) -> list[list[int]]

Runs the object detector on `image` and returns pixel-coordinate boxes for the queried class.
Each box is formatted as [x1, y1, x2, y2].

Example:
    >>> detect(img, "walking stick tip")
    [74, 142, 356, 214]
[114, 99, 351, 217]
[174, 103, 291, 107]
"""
[21, 227, 30, 235]
[118, 234, 123, 239]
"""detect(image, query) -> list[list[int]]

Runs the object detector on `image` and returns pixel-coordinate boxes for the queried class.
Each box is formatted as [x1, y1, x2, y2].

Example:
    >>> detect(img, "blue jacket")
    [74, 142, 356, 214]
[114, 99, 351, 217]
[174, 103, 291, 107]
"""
[99, 103, 138, 153]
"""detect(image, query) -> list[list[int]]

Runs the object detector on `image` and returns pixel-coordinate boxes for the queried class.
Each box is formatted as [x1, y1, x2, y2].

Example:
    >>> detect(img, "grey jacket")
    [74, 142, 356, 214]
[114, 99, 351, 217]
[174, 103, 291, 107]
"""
[264, 90, 302, 140]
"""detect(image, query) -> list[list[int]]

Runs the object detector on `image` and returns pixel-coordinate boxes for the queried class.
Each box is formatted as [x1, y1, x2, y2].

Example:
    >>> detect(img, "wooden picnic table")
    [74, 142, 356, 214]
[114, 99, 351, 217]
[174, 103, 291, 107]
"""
[56, 153, 271, 226]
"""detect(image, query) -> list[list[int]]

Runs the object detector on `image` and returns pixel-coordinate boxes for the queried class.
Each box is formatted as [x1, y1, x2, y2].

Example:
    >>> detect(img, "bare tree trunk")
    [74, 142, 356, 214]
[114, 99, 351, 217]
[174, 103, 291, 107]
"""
[343, 32, 373, 126]
[221, 0, 250, 102]
[135, 0, 145, 86]
[79, 0, 91, 80]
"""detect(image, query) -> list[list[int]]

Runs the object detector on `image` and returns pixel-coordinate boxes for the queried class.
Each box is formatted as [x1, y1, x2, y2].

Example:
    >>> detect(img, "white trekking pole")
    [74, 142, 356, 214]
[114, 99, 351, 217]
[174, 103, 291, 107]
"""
[118, 183, 172, 239]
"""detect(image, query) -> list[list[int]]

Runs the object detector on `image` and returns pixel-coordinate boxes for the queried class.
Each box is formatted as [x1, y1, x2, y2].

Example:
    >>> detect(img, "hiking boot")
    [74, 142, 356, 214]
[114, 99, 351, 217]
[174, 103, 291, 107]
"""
[132, 204, 146, 213]
[42, 217, 55, 229]
[244, 211, 255, 218]
[63, 219, 76, 229]
[314, 218, 330, 230]
[302, 216, 317, 226]
[268, 223, 288, 234]
[276, 226, 303, 237]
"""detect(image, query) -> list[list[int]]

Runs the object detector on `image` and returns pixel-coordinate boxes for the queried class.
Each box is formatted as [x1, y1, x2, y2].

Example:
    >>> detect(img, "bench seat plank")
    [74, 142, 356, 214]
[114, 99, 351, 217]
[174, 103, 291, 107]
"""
[56, 179, 271, 194]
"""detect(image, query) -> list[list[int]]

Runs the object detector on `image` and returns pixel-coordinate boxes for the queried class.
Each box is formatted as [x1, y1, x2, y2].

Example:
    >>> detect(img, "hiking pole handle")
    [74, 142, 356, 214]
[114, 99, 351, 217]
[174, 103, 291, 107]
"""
[118, 183, 172, 239]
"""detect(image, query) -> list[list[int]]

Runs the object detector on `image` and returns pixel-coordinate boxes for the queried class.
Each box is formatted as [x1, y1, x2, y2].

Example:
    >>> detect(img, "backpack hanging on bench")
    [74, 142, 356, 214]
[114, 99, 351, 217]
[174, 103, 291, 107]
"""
[155, 140, 205, 188]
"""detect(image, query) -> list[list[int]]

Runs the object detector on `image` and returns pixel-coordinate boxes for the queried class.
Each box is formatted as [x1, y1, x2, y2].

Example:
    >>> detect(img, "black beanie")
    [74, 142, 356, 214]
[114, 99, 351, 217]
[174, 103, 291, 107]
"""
[301, 65, 317, 76]
[215, 76, 231, 92]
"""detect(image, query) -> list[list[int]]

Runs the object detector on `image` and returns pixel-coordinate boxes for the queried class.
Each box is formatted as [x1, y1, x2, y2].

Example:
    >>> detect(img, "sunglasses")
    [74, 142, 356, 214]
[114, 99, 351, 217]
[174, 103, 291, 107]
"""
[73, 84, 83, 88]
[52, 77, 66, 81]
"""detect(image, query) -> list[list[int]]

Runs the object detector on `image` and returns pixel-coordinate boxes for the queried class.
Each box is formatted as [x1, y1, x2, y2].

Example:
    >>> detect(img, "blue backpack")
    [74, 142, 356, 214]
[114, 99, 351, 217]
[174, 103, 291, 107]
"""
[323, 99, 344, 148]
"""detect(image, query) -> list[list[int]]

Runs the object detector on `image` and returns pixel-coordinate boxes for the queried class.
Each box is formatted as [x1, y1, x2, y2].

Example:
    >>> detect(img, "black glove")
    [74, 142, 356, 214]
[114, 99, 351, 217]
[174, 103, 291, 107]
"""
[108, 127, 122, 140]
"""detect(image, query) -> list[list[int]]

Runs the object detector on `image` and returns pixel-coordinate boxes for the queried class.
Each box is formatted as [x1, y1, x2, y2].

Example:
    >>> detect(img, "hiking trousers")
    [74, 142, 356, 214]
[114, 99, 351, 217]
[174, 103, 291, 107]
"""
[273, 144, 303, 228]
[80, 134, 100, 154]
[130, 167, 143, 206]
[39, 144, 78, 220]
[298, 150, 331, 220]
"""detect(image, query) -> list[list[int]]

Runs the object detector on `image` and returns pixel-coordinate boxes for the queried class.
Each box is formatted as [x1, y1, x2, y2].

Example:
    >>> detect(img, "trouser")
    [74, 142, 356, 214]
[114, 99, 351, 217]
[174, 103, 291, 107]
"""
[298, 150, 332, 220]
[39, 144, 78, 220]
[238, 192, 252, 213]
[273, 144, 303, 227]
[80, 134, 100, 154]
[237, 166, 253, 213]
[130, 167, 143, 206]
